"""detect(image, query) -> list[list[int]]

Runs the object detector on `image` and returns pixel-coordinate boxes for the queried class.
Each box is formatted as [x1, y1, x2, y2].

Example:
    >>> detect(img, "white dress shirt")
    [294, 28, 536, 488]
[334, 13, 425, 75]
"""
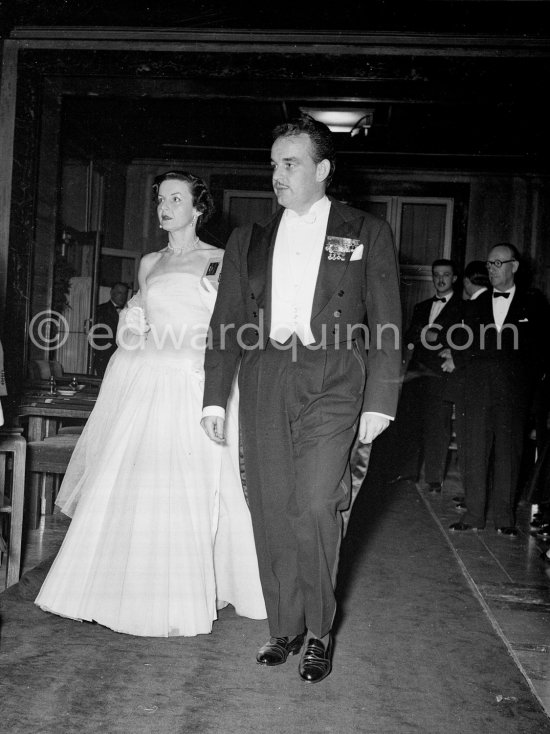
[428, 293, 451, 325]
[270, 196, 330, 345]
[492, 285, 515, 331]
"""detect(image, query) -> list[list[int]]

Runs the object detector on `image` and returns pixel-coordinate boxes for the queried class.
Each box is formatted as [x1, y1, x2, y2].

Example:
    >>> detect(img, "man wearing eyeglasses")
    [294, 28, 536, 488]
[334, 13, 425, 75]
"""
[449, 243, 550, 536]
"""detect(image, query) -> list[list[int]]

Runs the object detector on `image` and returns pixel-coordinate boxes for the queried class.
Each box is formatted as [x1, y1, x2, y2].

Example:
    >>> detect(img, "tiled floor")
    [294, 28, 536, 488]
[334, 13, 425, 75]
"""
[418, 461, 550, 716]
[2, 461, 550, 719]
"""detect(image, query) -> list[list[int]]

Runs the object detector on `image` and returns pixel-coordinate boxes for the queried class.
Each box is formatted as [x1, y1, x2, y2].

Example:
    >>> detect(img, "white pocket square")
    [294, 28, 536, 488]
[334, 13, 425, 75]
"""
[350, 244, 364, 261]
[519, 318, 529, 322]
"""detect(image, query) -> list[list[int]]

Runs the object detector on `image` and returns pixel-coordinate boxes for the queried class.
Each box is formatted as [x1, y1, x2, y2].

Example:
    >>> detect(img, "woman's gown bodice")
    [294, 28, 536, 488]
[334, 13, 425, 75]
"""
[141, 271, 211, 369]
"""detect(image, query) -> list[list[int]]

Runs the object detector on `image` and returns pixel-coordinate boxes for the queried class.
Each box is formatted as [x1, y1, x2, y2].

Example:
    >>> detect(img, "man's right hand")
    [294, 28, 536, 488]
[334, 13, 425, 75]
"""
[437, 347, 455, 372]
[201, 415, 226, 444]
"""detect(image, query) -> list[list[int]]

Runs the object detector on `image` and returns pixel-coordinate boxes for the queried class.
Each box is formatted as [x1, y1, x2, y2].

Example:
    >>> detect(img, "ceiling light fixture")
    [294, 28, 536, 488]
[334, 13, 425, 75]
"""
[300, 107, 374, 135]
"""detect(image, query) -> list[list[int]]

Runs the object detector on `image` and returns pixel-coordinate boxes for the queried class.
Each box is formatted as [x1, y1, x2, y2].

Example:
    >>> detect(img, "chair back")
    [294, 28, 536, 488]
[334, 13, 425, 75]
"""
[27, 360, 64, 380]
[27, 434, 78, 474]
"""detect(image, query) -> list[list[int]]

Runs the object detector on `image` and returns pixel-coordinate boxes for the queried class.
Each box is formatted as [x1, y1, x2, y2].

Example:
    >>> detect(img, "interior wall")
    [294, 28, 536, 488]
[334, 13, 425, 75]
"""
[466, 176, 527, 257]
[534, 178, 550, 301]
[466, 175, 546, 291]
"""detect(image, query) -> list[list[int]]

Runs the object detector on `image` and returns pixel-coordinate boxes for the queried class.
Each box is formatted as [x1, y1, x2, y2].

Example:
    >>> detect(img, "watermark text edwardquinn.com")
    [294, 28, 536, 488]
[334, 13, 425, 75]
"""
[29, 309, 520, 359]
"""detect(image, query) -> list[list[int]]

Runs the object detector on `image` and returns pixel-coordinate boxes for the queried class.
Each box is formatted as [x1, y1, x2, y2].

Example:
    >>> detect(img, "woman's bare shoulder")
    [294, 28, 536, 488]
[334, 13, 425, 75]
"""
[141, 250, 165, 263]
[140, 250, 163, 268]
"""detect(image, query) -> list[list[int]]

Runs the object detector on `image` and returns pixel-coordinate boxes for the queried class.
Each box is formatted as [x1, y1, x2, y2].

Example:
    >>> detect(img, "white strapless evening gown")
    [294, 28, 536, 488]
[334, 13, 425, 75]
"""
[35, 268, 266, 636]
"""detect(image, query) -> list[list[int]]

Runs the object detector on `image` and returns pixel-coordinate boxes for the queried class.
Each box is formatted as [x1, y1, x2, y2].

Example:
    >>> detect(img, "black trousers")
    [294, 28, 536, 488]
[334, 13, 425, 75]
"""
[238, 340, 365, 638]
[391, 373, 453, 485]
[462, 364, 530, 529]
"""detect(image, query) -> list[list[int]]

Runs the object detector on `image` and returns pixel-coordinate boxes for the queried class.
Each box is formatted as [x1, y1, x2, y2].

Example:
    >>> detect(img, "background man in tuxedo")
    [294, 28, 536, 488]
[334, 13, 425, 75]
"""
[92, 282, 129, 377]
[201, 114, 401, 683]
[461, 259, 490, 302]
[449, 243, 550, 535]
[388, 259, 462, 492]
[440, 260, 490, 508]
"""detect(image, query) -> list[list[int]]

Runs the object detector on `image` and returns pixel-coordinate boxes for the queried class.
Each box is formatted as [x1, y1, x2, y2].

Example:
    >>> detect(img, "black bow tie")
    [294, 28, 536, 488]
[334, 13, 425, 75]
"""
[493, 292, 510, 299]
[432, 297, 446, 303]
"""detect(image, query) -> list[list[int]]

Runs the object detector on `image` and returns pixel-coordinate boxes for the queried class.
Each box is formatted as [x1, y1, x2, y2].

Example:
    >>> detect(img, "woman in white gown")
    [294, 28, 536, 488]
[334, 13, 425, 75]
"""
[35, 171, 266, 636]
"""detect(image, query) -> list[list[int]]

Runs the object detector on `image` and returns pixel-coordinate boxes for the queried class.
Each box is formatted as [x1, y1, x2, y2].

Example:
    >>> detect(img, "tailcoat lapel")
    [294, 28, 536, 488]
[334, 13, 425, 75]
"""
[479, 290, 496, 325]
[247, 210, 283, 327]
[311, 200, 365, 319]
[503, 289, 525, 325]
[418, 300, 433, 325]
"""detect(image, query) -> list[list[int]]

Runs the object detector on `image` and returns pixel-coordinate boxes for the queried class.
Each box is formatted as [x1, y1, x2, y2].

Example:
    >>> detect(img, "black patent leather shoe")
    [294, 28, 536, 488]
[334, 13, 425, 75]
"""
[256, 633, 306, 666]
[298, 636, 333, 683]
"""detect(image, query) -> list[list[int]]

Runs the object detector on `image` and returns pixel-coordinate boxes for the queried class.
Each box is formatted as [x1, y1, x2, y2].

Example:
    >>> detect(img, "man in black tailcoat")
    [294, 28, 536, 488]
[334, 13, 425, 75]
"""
[439, 260, 490, 505]
[449, 243, 550, 536]
[388, 259, 463, 492]
[201, 114, 401, 683]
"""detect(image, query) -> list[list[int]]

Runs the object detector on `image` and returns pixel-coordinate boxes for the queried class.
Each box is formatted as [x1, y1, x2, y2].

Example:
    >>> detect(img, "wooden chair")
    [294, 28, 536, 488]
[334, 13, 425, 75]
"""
[27, 434, 79, 518]
[27, 359, 64, 382]
[0, 428, 27, 588]
[57, 424, 85, 436]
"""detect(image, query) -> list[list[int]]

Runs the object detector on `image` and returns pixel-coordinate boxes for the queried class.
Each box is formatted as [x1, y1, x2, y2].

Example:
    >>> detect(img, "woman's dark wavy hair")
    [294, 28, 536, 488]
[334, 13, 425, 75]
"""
[271, 113, 336, 186]
[152, 170, 215, 225]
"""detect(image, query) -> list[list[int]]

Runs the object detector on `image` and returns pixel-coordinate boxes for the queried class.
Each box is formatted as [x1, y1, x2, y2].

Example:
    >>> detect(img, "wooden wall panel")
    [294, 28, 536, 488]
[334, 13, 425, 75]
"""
[466, 176, 528, 259]
[0, 41, 17, 331]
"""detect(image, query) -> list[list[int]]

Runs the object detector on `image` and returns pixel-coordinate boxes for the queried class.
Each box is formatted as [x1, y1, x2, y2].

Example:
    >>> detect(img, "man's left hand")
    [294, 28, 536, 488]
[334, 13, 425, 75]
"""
[358, 413, 390, 444]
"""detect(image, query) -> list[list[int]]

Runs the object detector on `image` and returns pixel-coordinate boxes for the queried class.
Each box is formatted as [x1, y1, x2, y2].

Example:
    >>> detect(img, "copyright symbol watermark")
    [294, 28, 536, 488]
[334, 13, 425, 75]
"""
[29, 310, 70, 349]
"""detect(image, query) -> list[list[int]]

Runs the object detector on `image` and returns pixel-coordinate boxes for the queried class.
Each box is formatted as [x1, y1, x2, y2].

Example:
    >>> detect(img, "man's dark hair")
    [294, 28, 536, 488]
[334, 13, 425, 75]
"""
[272, 113, 336, 185]
[431, 258, 456, 274]
[464, 260, 490, 288]
[110, 282, 129, 291]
